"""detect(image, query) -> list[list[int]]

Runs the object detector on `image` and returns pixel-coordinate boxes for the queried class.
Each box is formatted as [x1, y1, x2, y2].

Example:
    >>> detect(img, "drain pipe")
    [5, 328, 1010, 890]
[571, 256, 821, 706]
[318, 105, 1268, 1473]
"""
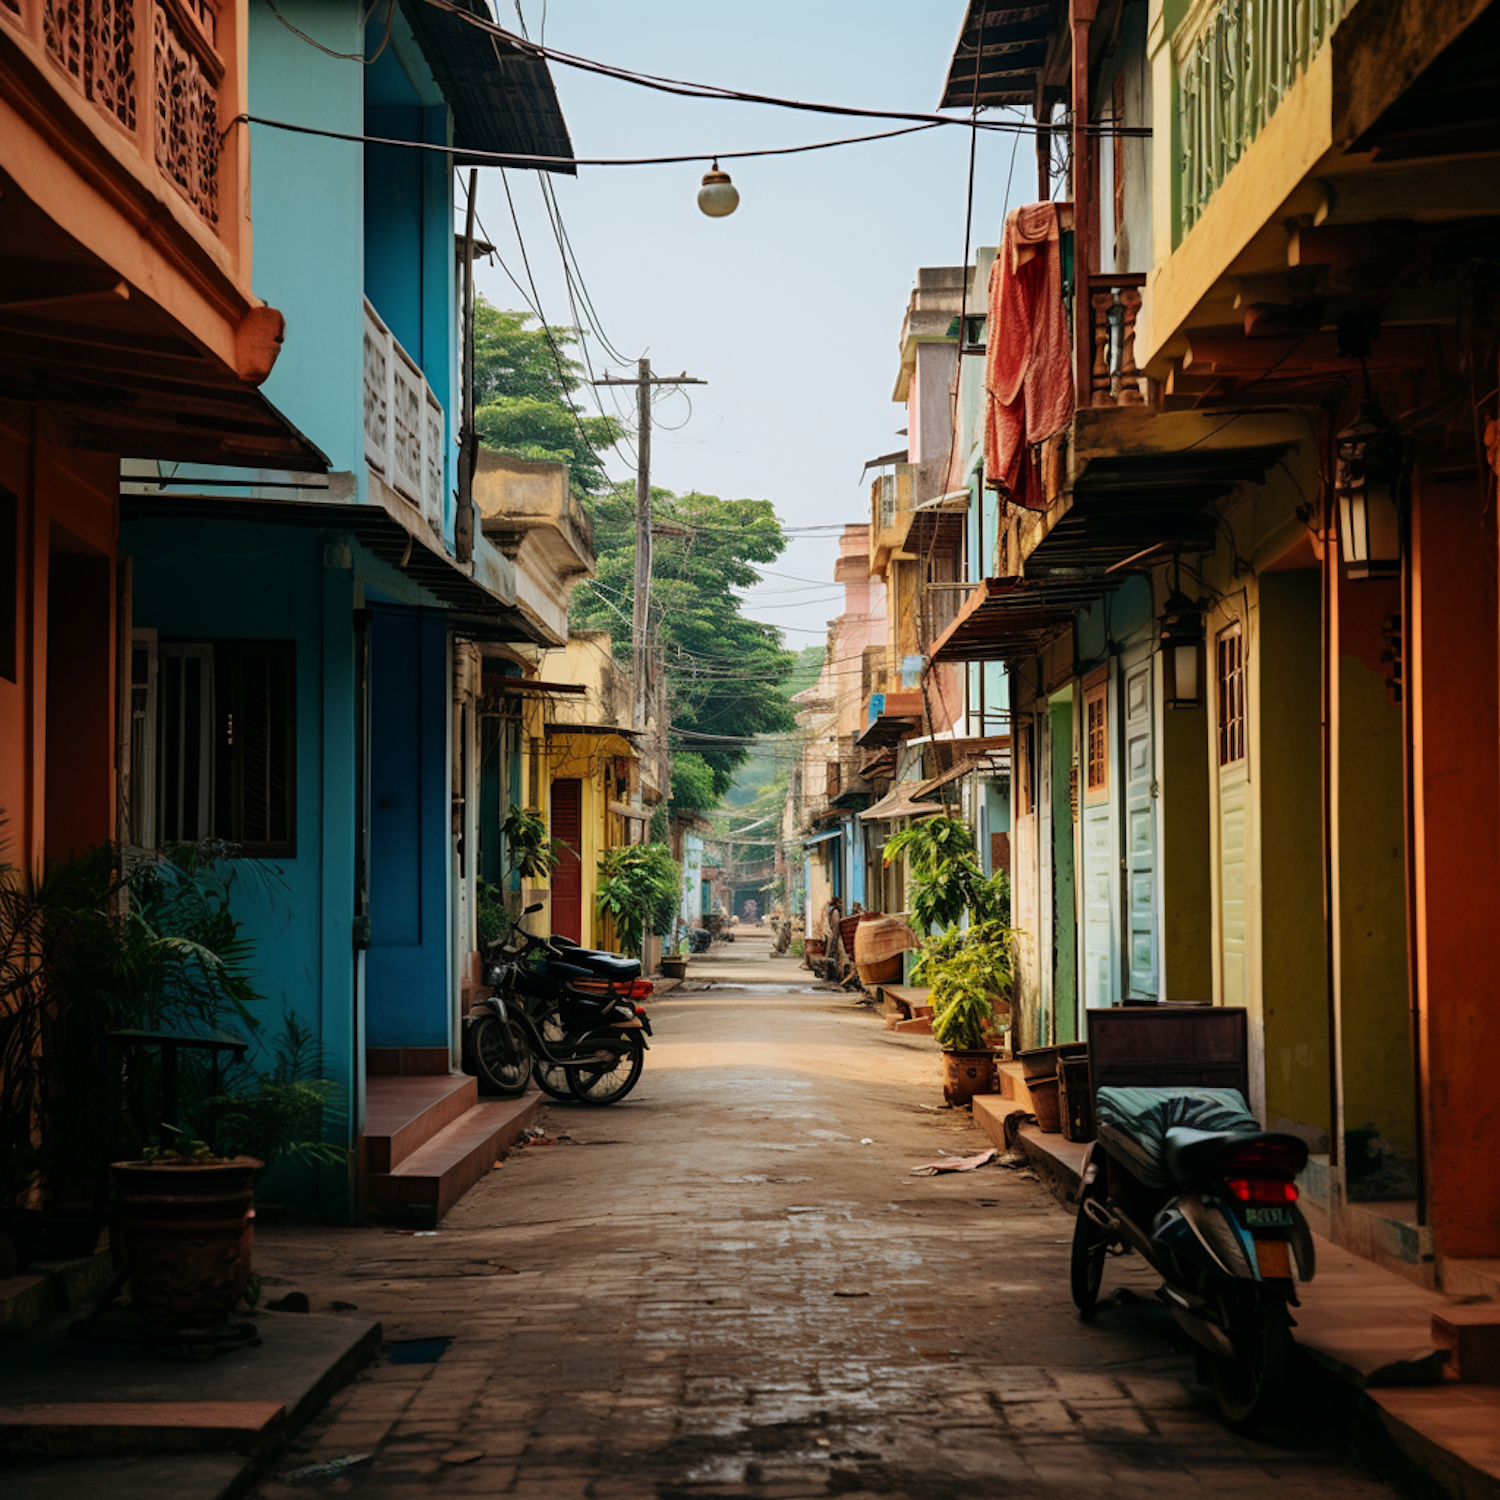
[455, 168, 478, 564]
[1400, 471, 1425, 1224]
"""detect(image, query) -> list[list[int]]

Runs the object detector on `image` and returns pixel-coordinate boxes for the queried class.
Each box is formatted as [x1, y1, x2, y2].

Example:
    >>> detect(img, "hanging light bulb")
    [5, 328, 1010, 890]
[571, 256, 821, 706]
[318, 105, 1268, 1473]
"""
[697, 160, 739, 218]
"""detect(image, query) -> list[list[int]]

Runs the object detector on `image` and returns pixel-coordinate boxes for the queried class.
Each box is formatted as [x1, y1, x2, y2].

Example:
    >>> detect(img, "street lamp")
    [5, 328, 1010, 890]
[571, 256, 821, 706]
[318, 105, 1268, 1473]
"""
[1335, 400, 1405, 580]
[1159, 590, 1205, 710]
[697, 161, 739, 218]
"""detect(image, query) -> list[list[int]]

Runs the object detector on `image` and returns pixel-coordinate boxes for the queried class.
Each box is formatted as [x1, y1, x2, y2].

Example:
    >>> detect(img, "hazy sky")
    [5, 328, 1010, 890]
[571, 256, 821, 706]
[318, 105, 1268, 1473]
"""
[469, 1, 1027, 642]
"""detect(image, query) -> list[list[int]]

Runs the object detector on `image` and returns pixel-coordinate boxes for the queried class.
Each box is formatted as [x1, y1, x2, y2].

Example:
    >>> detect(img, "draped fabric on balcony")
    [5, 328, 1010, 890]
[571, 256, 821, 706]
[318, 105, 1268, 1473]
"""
[984, 202, 1073, 511]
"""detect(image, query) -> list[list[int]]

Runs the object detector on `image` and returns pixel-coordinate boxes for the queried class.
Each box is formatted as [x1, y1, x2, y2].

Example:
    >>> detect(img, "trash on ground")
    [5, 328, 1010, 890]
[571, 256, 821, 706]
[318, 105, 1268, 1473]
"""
[996, 1151, 1026, 1168]
[860, 1137, 874, 1145]
[833, 1288, 870, 1297]
[909, 1148, 996, 1176]
[288, 1453, 373, 1482]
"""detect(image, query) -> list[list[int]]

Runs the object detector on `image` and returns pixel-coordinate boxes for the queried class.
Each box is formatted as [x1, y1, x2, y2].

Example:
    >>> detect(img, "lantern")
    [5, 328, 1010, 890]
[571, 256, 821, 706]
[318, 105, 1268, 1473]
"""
[1335, 400, 1405, 580]
[1160, 590, 1205, 710]
[697, 161, 739, 218]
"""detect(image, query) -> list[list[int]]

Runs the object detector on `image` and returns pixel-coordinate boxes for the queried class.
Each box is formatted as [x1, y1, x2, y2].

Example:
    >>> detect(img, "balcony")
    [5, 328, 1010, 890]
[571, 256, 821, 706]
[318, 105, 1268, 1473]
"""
[363, 298, 446, 536]
[2, 0, 245, 266]
[1174, 0, 1360, 241]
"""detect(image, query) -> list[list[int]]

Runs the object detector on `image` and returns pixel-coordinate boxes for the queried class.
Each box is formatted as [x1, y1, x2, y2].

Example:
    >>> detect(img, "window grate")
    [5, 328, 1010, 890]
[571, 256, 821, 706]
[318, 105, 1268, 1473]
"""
[1085, 681, 1109, 796]
[1216, 621, 1246, 767]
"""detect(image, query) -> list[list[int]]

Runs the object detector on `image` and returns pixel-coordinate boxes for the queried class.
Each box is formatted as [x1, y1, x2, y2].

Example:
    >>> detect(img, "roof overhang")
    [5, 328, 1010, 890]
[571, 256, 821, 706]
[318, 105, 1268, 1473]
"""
[929, 575, 1120, 665]
[938, 2, 1062, 110]
[803, 827, 843, 847]
[859, 784, 950, 821]
[120, 489, 541, 632]
[399, 0, 575, 172]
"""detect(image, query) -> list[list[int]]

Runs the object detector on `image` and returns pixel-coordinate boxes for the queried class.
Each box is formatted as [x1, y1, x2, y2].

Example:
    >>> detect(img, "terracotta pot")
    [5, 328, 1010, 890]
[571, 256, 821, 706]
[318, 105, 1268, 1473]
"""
[941, 1048, 997, 1107]
[110, 1158, 260, 1338]
[1018, 1045, 1058, 1081]
[856, 954, 905, 988]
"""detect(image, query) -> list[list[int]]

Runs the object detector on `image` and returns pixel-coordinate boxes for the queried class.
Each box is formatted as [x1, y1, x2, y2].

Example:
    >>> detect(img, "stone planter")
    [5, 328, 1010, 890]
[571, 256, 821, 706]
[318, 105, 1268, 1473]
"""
[110, 1157, 260, 1339]
[941, 1048, 998, 1107]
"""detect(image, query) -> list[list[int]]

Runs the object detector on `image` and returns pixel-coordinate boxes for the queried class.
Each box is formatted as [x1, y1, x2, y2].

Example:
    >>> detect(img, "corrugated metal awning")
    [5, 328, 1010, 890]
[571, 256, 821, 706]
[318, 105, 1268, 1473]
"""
[400, 0, 575, 173]
[802, 828, 843, 847]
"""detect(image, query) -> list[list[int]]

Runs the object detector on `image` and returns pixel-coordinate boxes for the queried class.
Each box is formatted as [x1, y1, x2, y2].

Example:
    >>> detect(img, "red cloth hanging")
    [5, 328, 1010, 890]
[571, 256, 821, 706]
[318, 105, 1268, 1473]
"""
[983, 202, 1073, 511]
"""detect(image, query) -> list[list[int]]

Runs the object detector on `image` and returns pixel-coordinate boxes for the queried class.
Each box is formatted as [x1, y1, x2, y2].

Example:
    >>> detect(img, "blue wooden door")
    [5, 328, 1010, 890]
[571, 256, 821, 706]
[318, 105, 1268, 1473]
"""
[1122, 655, 1160, 999]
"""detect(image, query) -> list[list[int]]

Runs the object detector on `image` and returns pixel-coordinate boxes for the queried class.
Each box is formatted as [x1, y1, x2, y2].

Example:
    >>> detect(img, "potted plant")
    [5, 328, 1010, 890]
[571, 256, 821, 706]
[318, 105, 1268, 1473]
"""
[660, 947, 688, 980]
[595, 843, 680, 958]
[916, 920, 1015, 1106]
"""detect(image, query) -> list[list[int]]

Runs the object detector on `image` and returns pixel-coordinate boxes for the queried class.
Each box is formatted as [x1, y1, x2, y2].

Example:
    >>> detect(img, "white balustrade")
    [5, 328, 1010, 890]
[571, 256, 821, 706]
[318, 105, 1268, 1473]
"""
[361, 298, 448, 534]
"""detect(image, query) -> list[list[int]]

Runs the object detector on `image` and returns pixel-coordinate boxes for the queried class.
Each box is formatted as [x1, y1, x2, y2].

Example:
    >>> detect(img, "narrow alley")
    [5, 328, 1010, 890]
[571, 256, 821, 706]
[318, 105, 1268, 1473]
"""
[249, 934, 1395, 1500]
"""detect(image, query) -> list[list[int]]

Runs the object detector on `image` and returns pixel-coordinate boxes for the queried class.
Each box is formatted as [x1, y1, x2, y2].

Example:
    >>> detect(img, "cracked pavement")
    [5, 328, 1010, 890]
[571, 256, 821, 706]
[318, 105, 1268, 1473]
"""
[249, 947, 1399, 1499]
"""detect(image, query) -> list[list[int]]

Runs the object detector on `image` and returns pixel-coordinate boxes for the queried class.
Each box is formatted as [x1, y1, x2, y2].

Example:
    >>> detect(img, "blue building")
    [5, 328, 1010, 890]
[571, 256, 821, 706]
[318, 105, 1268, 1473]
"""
[120, 0, 576, 1220]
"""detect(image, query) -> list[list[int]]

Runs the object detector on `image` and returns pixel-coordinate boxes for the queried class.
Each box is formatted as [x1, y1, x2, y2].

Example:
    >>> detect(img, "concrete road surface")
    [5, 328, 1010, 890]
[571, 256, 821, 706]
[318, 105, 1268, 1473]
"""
[249, 933, 1396, 1499]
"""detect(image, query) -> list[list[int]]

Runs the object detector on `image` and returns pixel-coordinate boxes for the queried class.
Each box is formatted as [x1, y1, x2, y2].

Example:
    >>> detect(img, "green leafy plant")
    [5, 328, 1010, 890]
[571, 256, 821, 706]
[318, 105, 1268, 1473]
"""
[882, 815, 994, 933]
[595, 844, 680, 958]
[476, 880, 511, 949]
[502, 807, 566, 880]
[206, 1014, 348, 1170]
[922, 919, 1015, 1052]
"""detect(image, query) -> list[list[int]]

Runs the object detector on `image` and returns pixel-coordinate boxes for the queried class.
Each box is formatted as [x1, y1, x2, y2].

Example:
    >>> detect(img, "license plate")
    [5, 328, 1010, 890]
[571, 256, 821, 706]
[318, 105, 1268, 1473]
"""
[1253, 1238, 1292, 1279]
[1243, 1207, 1294, 1227]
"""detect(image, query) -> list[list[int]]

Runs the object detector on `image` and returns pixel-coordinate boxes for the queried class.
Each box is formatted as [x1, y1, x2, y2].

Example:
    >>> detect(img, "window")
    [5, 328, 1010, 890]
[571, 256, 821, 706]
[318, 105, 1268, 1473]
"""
[1216, 621, 1246, 767]
[153, 640, 296, 855]
[1084, 678, 1109, 798]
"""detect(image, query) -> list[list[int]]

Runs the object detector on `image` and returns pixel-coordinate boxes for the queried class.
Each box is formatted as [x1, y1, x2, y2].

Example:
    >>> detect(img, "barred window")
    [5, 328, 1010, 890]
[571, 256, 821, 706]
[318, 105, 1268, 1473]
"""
[1216, 622, 1246, 767]
[1084, 680, 1108, 797]
[154, 639, 296, 856]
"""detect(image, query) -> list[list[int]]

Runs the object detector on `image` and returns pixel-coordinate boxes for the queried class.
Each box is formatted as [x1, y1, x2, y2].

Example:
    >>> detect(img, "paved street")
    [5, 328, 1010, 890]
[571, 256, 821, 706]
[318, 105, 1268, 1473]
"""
[251, 935, 1398, 1499]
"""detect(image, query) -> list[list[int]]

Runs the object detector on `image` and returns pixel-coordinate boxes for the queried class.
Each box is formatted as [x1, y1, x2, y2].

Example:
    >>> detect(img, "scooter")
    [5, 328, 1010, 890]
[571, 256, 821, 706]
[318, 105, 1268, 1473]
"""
[462, 905, 653, 1107]
[1070, 1085, 1315, 1433]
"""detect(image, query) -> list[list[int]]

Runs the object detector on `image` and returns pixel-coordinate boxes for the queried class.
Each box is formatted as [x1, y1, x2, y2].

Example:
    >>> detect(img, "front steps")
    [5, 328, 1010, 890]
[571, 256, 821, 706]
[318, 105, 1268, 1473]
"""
[364, 1071, 542, 1227]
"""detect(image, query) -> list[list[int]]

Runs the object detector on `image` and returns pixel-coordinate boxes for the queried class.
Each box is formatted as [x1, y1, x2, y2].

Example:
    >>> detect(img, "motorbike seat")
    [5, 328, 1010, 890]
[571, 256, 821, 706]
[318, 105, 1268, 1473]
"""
[549, 948, 641, 983]
[1164, 1126, 1308, 1187]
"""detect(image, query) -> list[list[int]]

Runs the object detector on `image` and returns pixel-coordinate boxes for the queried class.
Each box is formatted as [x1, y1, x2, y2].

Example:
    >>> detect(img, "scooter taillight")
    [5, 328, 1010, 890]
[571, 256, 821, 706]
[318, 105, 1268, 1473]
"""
[1225, 1176, 1298, 1204]
[629, 979, 654, 999]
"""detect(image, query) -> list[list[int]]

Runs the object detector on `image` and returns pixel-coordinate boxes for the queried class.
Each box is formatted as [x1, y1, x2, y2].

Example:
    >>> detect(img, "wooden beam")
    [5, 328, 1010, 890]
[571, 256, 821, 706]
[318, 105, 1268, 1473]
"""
[1183, 327, 1434, 374]
[1071, 0, 1098, 405]
[1314, 159, 1500, 225]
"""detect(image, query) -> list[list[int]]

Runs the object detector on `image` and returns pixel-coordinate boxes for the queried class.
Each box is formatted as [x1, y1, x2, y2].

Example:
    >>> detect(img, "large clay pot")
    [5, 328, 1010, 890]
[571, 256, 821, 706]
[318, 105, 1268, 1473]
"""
[660, 955, 688, 979]
[110, 1158, 260, 1339]
[942, 1048, 997, 1106]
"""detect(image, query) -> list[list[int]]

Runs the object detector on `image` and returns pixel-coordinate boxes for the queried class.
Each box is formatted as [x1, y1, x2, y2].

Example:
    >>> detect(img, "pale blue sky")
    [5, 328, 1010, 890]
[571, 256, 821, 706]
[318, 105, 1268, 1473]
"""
[469, 1, 1027, 640]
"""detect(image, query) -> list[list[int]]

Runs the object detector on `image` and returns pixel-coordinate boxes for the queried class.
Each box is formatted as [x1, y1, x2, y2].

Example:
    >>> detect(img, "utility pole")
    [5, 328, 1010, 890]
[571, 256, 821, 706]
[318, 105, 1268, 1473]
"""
[592, 361, 706, 732]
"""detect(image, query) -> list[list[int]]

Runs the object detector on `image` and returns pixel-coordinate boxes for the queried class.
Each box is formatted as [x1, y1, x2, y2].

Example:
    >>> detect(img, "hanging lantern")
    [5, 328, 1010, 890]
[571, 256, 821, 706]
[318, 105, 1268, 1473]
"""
[1335, 400, 1405, 580]
[697, 160, 739, 218]
[1159, 590, 1205, 710]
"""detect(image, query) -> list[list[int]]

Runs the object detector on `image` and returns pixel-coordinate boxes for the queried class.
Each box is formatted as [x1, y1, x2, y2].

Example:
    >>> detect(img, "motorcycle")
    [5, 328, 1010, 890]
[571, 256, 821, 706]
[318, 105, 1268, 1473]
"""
[463, 904, 654, 1107]
[1070, 1085, 1315, 1433]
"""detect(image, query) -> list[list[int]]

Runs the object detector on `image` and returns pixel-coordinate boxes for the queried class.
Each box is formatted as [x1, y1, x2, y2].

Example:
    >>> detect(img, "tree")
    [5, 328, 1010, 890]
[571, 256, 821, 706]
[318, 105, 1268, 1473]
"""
[471, 299, 622, 496]
[570, 484, 798, 811]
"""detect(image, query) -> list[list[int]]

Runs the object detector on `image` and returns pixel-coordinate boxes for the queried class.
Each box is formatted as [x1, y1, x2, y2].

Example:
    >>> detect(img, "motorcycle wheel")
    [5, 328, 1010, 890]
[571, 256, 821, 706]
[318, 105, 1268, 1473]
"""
[1210, 1285, 1290, 1434]
[529, 1004, 574, 1101]
[1070, 1175, 1111, 1317]
[470, 1012, 531, 1098]
[568, 1031, 645, 1106]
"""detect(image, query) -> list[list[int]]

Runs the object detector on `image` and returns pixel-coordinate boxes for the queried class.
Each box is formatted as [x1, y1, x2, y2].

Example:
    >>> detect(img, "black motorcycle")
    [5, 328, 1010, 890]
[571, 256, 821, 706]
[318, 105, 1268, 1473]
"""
[462, 905, 653, 1107]
[1071, 1085, 1315, 1433]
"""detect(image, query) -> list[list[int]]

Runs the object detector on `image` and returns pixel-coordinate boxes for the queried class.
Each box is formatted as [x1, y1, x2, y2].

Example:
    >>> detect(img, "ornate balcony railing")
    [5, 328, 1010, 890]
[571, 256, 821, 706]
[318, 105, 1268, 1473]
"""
[1175, 0, 1359, 237]
[1085, 274, 1147, 407]
[363, 299, 446, 533]
[3, 0, 227, 229]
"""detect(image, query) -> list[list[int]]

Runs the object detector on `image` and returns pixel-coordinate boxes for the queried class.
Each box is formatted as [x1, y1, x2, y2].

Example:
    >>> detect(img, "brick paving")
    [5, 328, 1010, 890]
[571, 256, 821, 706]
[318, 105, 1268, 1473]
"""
[249, 959, 1399, 1499]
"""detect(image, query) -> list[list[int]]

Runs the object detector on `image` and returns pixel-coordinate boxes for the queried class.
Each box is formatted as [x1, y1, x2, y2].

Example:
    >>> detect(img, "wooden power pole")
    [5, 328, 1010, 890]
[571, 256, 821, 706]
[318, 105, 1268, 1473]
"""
[593, 360, 705, 732]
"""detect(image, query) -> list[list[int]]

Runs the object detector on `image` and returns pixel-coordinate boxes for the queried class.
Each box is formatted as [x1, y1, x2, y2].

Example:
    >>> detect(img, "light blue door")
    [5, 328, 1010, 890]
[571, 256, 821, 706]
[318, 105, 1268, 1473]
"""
[1081, 676, 1116, 1009]
[1122, 656, 1159, 999]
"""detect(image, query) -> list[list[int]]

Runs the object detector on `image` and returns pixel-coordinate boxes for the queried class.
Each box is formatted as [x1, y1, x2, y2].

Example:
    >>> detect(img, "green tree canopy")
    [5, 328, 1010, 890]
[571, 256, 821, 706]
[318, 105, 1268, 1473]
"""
[571, 484, 798, 811]
[471, 299, 622, 496]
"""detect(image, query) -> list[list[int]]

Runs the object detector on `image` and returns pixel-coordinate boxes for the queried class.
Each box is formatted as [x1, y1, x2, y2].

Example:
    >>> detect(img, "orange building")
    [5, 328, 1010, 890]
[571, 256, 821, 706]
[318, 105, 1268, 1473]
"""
[0, 0, 319, 871]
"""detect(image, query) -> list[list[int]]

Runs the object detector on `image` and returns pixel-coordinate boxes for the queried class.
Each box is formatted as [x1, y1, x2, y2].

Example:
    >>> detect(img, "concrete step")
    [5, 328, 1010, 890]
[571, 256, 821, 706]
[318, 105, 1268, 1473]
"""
[364, 1074, 477, 1174]
[0, 1401, 285, 1459]
[367, 1092, 542, 1226]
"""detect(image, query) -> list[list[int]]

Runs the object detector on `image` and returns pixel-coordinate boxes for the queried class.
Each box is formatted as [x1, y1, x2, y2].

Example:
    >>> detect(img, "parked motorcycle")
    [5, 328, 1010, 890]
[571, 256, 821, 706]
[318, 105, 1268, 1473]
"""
[463, 905, 653, 1106]
[1070, 1085, 1314, 1433]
